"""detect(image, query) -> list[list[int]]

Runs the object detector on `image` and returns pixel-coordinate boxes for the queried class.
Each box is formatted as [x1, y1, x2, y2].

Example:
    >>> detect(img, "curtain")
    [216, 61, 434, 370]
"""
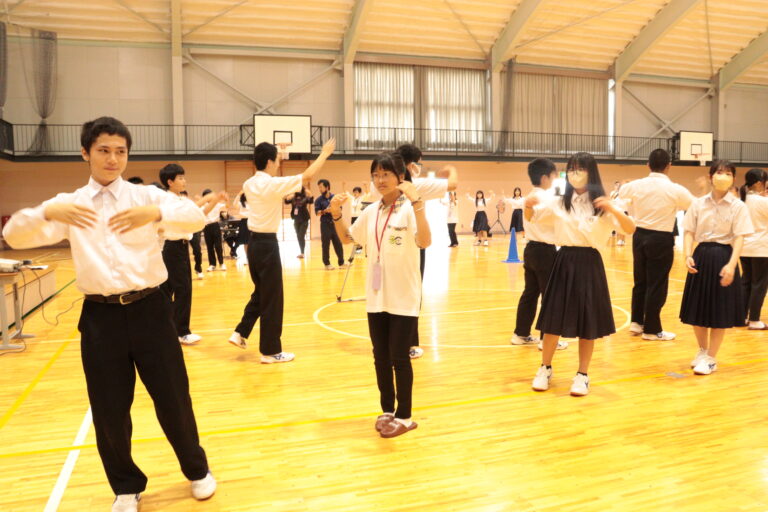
[28, 29, 58, 154]
[423, 66, 487, 150]
[0, 22, 7, 119]
[354, 62, 414, 149]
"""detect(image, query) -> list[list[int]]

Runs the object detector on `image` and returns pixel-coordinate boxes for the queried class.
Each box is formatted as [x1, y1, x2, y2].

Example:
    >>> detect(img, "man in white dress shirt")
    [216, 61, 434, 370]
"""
[228, 138, 336, 362]
[2, 117, 215, 512]
[619, 149, 694, 341]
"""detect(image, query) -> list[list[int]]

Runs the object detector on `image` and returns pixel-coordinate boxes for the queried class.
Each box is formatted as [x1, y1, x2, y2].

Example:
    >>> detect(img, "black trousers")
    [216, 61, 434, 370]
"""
[161, 240, 192, 337]
[447, 223, 458, 246]
[631, 227, 675, 334]
[190, 231, 203, 274]
[320, 221, 344, 266]
[515, 241, 557, 338]
[741, 256, 768, 321]
[235, 232, 284, 355]
[78, 290, 208, 495]
[294, 218, 309, 254]
[367, 312, 417, 419]
[203, 222, 224, 267]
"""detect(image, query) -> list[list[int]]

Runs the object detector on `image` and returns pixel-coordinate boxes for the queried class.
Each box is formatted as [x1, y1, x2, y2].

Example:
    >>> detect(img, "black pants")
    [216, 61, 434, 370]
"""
[203, 222, 224, 267]
[631, 227, 675, 334]
[161, 240, 192, 337]
[320, 221, 344, 266]
[294, 218, 309, 254]
[741, 256, 768, 322]
[447, 223, 458, 246]
[190, 231, 203, 274]
[235, 232, 284, 355]
[515, 241, 557, 338]
[79, 290, 208, 495]
[367, 312, 417, 419]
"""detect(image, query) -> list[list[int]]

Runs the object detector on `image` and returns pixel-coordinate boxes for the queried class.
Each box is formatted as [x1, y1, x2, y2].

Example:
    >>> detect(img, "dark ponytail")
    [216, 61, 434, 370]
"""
[741, 168, 767, 202]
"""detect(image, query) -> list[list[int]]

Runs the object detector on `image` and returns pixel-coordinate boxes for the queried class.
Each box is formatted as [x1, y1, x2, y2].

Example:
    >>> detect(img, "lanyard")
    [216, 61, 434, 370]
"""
[374, 202, 396, 262]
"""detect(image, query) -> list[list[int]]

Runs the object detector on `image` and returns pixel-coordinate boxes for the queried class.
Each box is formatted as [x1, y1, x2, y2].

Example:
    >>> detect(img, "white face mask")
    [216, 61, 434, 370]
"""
[712, 173, 733, 192]
[567, 170, 588, 189]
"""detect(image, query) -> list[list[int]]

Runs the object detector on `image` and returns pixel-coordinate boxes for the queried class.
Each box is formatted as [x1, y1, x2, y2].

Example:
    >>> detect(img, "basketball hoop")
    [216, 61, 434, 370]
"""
[277, 142, 292, 160]
[693, 153, 708, 167]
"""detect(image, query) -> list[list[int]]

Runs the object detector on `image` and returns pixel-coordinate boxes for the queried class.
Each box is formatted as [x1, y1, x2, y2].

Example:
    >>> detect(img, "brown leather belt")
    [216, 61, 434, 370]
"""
[84, 286, 160, 305]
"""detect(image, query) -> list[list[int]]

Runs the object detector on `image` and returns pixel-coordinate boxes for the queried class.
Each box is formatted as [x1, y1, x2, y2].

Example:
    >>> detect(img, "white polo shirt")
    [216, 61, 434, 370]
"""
[743, 193, 768, 257]
[619, 172, 693, 232]
[243, 171, 302, 233]
[348, 194, 422, 317]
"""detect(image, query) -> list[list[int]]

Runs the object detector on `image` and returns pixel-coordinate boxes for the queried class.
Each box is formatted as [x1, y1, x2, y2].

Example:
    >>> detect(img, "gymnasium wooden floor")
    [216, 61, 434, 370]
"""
[2, 232, 768, 511]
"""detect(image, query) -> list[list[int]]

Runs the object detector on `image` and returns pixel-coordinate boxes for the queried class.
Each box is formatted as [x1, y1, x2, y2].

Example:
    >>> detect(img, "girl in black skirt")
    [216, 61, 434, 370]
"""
[681, 160, 754, 375]
[509, 187, 525, 236]
[525, 152, 636, 396]
[468, 190, 494, 246]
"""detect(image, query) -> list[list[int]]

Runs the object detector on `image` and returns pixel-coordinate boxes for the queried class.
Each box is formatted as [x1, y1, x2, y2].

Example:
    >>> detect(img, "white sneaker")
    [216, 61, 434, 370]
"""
[261, 352, 295, 364]
[191, 472, 216, 500]
[629, 322, 643, 335]
[195, 272, 204, 280]
[325, 265, 336, 270]
[112, 494, 140, 512]
[748, 321, 768, 330]
[537, 340, 568, 350]
[693, 355, 717, 375]
[642, 331, 676, 341]
[228, 331, 247, 349]
[511, 334, 540, 345]
[218, 264, 227, 271]
[206, 265, 215, 272]
[617, 239, 625, 246]
[409, 347, 424, 359]
[690, 348, 708, 368]
[570, 373, 590, 396]
[483, 240, 489, 246]
[532, 366, 552, 391]
[179, 333, 202, 345]
[473, 240, 481, 246]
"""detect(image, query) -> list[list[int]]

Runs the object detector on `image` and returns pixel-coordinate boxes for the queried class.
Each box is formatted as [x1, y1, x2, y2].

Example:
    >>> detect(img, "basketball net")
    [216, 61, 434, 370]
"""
[277, 142, 291, 160]
[693, 153, 707, 166]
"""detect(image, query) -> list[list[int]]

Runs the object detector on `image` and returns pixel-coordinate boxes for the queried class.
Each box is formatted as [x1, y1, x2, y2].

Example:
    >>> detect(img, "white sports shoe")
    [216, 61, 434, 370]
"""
[511, 334, 540, 345]
[195, 272, 204, 280]
[112, 494, 140, 512]
[532, 366, 552, 391]
[191, 472, 217, 500]
[642, 331, 676, 341]
[261, 352, 295, 364]
[537, 340, 568, 351]
[228, 331, 247, 349]
[483, 240, 489, 246]
[693, 355, 717, 375]
[207, 265, 215, 272]
[570, 373, 590, 396]
[325, 265, 336, 270]
[690, 348, 708, 368]
[629, 322, 643, 335]
[409, 347, 424, 359]
[218, 264, 227, 271]
[179, 333, 202, 345]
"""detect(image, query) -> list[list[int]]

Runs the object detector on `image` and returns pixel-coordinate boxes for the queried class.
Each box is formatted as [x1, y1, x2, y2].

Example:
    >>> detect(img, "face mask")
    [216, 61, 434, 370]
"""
[568, 171, 588, 189]
[712, 174, 733, 192]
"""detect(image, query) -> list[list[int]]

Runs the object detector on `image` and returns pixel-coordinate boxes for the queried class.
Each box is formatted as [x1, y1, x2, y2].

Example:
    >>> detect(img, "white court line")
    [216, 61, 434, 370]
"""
[605, 267, 688, 284]
[44, 407, 92, 512]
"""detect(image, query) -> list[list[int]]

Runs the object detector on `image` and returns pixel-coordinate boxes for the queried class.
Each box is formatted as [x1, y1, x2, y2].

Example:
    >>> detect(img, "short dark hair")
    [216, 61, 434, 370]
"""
[709, 159, 737, 178]
[528, 158, 556, 186]
[648, 149, 671, 172]
[254, 142, 277, 171]
[353, 187, 362, 193]
[159, 163, 185, 189]
[80, 116, 132, 152]
[126, 176, 144, 185]
[201, 188, 212, 196]
[370, 152, 406, 177]
[395, 144, 422, 165]
[317, 179, 330, 189]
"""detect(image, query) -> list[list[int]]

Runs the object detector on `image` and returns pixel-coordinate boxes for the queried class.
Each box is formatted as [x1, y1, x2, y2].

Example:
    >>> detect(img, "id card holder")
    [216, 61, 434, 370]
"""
[372, 261, 382, 291]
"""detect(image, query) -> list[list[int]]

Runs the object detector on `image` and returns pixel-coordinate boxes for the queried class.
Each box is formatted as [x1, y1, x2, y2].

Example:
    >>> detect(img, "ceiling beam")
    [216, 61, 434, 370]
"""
[614, 0, 702, 82]
[184, 0, 249, 37]
[112, 0, 167, 34]
[718, 28, 768, 90]
[490, 0, 545, 72]
[342, 0, 373, 65]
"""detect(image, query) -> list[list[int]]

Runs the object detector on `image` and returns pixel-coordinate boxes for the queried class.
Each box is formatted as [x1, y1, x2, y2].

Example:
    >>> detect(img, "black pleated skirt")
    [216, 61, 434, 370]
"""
[680, 242, 744, 328]
[472, 211, 490, 233]
[510, 209, 524, 232]
[536, 246, 616, 340]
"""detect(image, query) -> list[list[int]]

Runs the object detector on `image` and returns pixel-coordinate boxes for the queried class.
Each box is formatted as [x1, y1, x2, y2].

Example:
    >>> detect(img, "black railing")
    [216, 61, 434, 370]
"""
[3, 122, 768, 164]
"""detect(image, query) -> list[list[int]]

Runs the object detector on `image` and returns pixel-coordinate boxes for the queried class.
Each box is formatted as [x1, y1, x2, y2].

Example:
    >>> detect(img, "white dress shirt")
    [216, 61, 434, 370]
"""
[467, 194, 494, 212]
[243, 171, 302, 233]
[521, 187, 556, 245]
[205, 202, 226, 224]
[742, 193, 768, 257]
[2, 177, 206, 295]
[441, 195, 459, 223]
[368, 177, 448, 202]
[162, 192, 196, 241]
[683, 192, 754, 244]
[619, 172, 693, 232]
[531, 191, 624, 248]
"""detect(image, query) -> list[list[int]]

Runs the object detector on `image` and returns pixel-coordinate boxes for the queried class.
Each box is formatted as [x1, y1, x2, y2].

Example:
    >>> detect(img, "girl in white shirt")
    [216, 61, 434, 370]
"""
[508, 187, 525, 235]
[681, 161, 754, 375]
[525, 152, 636, 396]
[329, 152, 431, 439]
[739, 168, 768, 330]
[467, 190, 494, 246]
[441, 191, 460, 247]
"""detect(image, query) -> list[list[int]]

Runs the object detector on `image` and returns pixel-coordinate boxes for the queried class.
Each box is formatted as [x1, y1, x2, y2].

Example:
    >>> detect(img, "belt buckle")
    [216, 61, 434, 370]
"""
[118, 292, 133, 305]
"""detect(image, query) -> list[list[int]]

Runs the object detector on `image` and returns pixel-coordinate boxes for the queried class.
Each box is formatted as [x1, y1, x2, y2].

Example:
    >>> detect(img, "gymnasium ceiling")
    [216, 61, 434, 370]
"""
[4, 0, 768, 87]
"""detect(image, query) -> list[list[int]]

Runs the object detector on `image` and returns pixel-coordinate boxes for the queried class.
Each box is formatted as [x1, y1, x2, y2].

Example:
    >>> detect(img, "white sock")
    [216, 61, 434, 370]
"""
[394, 418, 412, 427]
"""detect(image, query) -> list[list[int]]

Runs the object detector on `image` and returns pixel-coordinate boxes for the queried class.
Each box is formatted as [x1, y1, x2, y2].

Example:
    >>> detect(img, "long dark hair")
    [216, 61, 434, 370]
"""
[475, 190, 485, 207]
[562, 152, 606, 216]
[740, 168, 767, 201]
[513, 187, 522, 198]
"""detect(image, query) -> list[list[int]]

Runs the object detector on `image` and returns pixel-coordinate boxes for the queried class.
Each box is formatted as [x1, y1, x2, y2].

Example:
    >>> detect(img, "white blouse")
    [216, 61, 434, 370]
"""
[467, 194, 495, 213]
[743, 193, 768, 257]
[530, 191, 625, 248]
[682, 192, 753, 245]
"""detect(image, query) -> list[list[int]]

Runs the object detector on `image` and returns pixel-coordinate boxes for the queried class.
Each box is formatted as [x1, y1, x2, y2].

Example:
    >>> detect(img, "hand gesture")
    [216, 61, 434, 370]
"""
[218, 190, 229, 203]
[524, 195, 540, 209]
[44, 203, 98, 229]
[329, 193, 348, 216]
[719, 264, 734, 287]
[320, 138, 336, 157]
[593, 196, 616, 214]
[108, 205, 161, 234]
[397, 180, 420, 203]
[686, 256, 697, 274]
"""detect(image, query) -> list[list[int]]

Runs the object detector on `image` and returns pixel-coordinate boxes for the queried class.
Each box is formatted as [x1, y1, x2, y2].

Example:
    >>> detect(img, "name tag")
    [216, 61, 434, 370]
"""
[372, 261, 382, 291]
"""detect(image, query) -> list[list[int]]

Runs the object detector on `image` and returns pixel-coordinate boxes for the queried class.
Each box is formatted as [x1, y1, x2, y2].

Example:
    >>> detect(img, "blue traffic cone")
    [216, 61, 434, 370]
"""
[503, 228, 522, 263]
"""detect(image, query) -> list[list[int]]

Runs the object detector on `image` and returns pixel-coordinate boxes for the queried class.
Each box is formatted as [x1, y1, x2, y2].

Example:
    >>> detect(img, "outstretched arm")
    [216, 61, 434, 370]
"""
[301, 138, 336, 188]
